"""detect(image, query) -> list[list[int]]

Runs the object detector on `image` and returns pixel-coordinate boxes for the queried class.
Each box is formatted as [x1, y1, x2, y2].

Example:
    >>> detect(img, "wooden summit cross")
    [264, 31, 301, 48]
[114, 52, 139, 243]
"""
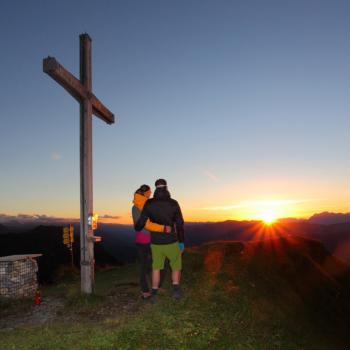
[43, 34, 115, 294]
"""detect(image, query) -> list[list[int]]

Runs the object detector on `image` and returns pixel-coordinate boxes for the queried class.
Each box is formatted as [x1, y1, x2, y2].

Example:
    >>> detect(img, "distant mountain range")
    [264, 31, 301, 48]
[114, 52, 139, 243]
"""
[96, 219, 350, 264]
[0, 224, 8, 234]
[307, 211, 350, 225]
[0, 211, 350, 227]
[1, 212, 350, 277]
[1, 211, 350, 228]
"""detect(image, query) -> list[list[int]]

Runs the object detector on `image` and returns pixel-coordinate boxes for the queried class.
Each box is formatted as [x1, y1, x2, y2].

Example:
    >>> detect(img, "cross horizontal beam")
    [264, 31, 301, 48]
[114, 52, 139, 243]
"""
[43, 57, 115, 124]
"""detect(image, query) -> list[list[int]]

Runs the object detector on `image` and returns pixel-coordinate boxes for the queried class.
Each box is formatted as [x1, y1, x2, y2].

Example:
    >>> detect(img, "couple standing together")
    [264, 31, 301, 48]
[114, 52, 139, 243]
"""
[132, 178, 185, 303]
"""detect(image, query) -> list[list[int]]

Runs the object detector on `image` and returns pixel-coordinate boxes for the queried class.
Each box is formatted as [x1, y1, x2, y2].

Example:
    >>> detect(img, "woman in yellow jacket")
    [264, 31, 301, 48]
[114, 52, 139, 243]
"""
[132, 184, 170, 299]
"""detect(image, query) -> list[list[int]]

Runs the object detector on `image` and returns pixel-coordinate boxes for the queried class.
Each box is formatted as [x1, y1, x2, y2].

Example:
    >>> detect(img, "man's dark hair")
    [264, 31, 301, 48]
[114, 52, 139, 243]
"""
[155, 178, 167, 187]
[135, 184, 150, 195]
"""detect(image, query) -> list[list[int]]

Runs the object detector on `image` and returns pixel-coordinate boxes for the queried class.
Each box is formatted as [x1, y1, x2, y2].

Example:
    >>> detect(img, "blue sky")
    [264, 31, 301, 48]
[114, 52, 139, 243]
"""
[1, 0, 350, 223]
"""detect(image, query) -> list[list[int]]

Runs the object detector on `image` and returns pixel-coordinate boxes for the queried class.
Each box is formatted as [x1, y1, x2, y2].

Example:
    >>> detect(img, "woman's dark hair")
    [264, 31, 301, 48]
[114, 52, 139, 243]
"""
[135, 184, 151, 195]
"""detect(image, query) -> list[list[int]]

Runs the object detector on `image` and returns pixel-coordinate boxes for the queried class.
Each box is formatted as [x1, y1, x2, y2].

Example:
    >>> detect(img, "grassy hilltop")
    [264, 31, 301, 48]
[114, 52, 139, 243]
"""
[1, 235, 350, 350]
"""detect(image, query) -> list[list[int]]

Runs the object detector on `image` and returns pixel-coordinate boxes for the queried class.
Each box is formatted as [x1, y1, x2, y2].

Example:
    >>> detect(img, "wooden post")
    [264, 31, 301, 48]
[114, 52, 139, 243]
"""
[79, 34, 94, 294]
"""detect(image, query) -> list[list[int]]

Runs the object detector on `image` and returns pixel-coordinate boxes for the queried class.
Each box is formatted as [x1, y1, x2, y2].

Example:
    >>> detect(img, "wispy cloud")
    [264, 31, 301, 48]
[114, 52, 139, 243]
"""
[0, 213, 78, 225]
[51, 153, 62, 160]
[0, 213, 122, 225]
[203, 204, 245, 211]
[203, 170, 220, 182]
[247, 199, 311, 207]
[203, 199, 311, 211]
[99, 214, 120, 219]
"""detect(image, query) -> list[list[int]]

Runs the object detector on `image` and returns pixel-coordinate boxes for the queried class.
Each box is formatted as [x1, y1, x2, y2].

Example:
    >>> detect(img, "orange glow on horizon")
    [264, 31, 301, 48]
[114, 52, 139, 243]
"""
[3, 196, 349, 226]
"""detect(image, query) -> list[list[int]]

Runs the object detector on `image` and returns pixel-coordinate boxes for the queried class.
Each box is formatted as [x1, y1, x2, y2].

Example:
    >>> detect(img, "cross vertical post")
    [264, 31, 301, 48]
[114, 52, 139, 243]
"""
[80, 34, 94, 294]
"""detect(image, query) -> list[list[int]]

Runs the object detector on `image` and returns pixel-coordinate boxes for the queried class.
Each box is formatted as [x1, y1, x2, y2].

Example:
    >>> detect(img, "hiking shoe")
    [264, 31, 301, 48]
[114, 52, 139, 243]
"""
[172, 288, 182, 300]
[151, 294, 158, 304]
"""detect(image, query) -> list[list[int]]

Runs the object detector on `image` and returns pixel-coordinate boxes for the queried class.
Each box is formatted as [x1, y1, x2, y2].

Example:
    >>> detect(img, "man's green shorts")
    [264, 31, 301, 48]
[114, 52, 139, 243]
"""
[150, 242, 182, 271]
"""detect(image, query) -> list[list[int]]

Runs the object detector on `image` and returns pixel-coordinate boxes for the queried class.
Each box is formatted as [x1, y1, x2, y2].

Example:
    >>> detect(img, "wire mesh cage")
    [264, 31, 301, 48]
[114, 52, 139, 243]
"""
[0, 254, 42, 298]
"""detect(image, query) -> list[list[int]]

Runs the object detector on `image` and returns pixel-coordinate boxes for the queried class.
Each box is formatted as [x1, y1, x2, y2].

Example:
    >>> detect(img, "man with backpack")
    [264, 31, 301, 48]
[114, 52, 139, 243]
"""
[134, 179, 185, 302]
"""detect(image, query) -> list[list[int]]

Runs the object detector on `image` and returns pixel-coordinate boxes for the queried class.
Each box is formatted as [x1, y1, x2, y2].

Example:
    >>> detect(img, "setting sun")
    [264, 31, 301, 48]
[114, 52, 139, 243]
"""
[260, 211, 278, 225]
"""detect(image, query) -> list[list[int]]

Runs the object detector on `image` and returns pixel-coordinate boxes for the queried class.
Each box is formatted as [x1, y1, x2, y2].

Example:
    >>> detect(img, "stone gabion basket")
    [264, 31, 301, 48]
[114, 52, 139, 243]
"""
[0, 254, 42, 298]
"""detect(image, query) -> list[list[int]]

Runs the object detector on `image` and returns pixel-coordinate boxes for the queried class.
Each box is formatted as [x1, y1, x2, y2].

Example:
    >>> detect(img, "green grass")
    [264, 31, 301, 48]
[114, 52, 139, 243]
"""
[1, 239, 350, 349]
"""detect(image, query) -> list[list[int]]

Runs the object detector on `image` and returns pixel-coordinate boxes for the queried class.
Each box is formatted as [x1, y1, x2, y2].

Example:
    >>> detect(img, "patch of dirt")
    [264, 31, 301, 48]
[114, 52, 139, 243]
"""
[0, 285, 147, 330]
[0, 297, 64, 331]
[90, 284, 144, 320]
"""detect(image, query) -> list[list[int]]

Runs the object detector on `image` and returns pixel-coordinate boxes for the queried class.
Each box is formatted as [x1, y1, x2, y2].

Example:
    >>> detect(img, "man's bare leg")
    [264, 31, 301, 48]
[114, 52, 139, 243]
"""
[172, 270, 181, 284]
[152, 270, 161, 289]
